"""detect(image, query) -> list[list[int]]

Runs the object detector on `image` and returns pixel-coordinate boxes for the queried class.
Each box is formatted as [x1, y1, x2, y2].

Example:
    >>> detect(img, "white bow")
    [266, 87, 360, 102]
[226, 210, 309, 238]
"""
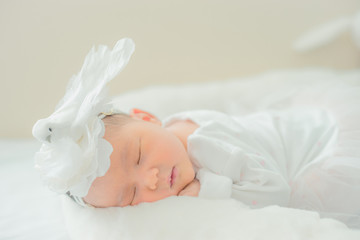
[32, 38, 135, 197]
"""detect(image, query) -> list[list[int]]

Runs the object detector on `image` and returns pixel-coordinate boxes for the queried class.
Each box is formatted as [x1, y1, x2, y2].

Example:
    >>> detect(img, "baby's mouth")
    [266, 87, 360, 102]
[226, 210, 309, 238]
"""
[169, 167, 177, 187]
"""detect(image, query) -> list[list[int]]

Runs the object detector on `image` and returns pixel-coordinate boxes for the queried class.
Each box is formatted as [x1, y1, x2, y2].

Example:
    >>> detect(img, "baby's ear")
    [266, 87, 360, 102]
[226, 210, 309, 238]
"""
[129, 108, 161, 125]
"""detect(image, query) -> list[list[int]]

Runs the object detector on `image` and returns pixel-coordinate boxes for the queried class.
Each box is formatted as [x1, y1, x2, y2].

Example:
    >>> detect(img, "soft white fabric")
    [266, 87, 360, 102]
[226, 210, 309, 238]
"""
[0, 140, 70, 240]
[196, 168, 232, 198]
[63, 195, 360, 240]
[163, 106, 360, 228]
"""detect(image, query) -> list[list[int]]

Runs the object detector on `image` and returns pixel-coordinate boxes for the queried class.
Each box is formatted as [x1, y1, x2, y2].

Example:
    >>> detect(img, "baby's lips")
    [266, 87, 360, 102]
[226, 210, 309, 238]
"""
[170, 167, 178, 187]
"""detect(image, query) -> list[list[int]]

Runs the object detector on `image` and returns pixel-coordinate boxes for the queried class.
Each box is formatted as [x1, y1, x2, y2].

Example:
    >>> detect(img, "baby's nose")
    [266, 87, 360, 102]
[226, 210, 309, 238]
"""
[145, 168, 159, 190]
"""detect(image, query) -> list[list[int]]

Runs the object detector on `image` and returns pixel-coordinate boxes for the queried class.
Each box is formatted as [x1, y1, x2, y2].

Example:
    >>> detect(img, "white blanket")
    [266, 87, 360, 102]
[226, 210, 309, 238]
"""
[63, 195, 360, 240]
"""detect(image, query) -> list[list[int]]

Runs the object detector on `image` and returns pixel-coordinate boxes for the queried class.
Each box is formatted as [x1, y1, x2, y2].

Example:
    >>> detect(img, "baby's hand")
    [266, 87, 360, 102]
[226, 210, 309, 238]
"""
[178, 179, 200, 197]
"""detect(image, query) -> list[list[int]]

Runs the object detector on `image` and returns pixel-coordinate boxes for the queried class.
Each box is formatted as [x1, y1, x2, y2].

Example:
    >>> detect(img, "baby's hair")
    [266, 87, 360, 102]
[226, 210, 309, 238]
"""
[102, 112, 132, 126]
[102, 113, 134, 139]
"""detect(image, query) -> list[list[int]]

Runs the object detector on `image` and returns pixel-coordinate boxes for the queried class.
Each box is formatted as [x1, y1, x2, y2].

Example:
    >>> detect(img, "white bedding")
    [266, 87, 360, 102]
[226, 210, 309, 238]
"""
[0, 140, 69, 240]
[63, 196, 360, 240]
[2, 69, 360, 240]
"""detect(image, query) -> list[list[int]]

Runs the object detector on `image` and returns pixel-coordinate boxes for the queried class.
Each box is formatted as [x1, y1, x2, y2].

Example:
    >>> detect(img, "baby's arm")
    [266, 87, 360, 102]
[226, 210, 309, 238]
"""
[178, 179, 200, 197]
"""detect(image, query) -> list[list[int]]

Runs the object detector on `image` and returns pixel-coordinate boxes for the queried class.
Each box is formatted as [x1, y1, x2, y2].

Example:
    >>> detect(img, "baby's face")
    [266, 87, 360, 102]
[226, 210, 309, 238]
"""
[84, 110, 195, 207]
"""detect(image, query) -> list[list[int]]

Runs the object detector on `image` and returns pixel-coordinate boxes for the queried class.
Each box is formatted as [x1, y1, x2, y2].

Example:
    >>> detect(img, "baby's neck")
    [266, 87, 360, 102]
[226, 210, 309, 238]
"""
[164, 120, 199, 151]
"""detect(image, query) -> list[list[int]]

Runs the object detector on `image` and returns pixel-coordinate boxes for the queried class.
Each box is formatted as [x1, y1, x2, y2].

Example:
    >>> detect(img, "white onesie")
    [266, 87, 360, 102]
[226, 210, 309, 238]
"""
[163, 108, 360, 228]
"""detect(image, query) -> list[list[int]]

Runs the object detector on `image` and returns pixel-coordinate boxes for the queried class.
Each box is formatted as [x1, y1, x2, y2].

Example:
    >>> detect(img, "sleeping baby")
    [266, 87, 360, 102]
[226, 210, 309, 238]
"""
[84, 109, 200, 207]
[32, 38, 360, 228]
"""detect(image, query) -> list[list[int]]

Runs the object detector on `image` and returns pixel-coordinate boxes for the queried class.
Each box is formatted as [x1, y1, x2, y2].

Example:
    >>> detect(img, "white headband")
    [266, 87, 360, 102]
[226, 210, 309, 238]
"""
[32, 38, 135, 202]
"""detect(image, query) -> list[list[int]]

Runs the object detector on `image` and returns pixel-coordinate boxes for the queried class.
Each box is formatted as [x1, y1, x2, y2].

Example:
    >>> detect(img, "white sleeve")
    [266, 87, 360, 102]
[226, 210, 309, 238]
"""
[196, 169, 232, 198]
[196, 168, 232, 199]
[188, 115, 291, 207]
[195, 151, 291, 206]
[229, 149, 291, 207]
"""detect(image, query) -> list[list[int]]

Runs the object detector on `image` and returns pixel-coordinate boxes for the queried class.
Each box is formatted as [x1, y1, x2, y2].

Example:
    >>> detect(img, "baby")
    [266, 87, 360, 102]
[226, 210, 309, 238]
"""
[84, 109, 201, 207]
[84, 105, 360, 229]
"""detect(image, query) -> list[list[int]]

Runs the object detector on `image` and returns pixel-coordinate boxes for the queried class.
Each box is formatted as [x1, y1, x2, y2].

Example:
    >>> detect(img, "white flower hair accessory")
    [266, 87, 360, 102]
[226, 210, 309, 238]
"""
[32, 38, 135, 199]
